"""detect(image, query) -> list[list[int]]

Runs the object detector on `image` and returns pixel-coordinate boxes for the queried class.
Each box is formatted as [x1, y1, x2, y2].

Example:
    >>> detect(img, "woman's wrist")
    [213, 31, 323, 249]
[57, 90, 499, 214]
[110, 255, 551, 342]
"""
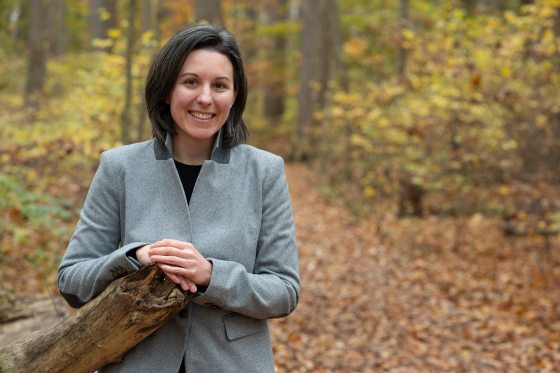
[135, 245, 152, 265]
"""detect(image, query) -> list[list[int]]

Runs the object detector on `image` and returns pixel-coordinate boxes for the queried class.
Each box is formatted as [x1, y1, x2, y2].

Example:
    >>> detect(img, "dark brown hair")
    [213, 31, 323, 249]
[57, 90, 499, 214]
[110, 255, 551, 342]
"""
[145, 24, 249, 147]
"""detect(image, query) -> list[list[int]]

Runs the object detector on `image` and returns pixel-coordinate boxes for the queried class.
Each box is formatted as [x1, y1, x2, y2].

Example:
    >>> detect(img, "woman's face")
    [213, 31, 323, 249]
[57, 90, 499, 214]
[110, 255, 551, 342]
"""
[169, 49, 236, 149]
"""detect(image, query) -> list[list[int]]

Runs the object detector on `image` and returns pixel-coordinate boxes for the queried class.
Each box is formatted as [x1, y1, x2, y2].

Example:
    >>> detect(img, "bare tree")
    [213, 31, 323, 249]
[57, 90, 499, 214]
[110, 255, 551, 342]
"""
[24, 0, 48, 111]
[194, 0, 224, 25]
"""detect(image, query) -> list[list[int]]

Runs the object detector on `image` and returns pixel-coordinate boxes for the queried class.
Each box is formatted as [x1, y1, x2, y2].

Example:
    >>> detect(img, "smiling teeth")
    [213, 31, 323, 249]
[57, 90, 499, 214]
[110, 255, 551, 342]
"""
[191, 112, 213, 120]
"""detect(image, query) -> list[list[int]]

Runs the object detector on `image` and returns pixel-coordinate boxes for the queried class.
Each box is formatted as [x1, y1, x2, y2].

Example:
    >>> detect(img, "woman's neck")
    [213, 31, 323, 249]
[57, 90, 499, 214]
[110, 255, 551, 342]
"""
[172, 135, 214, 165]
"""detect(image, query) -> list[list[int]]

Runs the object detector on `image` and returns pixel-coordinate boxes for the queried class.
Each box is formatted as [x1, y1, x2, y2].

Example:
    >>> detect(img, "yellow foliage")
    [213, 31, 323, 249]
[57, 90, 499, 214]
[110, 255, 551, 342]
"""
[344, 38, 368, 60]
[108, 28, 122, 39]
[321, 0, 560, 210]
[402, 29, 415, 40]
[91, 38, 114, 49]
[363, 185, 376, 198]
[98, 8, 111, 22]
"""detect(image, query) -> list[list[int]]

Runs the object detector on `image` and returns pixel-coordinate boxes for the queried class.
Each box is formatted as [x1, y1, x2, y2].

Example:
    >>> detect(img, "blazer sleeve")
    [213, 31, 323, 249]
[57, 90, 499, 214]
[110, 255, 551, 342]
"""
[193, 157, 300, 319]
[57, 152, 146, 308]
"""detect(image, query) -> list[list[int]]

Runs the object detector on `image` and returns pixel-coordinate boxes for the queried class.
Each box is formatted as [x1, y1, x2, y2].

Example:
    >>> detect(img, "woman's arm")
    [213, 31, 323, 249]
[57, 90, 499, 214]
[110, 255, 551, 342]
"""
[192, 157, 300, 319]
[57, 152, 146, 308]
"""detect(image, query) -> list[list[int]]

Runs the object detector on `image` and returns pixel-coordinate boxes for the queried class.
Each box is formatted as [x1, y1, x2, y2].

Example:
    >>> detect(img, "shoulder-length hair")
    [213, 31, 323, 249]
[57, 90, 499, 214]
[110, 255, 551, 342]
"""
[145, 24, 249, 148]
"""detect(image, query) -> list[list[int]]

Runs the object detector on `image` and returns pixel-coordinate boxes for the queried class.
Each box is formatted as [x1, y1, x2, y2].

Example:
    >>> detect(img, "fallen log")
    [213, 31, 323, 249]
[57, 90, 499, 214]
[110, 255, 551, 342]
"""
[0, 290, 67, 349]
[0, 265, 190, 373]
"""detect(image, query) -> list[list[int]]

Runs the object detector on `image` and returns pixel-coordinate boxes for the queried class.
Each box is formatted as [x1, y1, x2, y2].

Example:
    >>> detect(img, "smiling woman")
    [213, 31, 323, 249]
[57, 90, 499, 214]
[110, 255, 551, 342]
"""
[169, 49, 236, 165]
[57, 24, 300, 373]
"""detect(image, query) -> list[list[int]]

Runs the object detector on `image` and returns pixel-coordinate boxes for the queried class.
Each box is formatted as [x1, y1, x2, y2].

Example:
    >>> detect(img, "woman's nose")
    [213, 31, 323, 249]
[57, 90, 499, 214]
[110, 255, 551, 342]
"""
[197, 86, 212, 105]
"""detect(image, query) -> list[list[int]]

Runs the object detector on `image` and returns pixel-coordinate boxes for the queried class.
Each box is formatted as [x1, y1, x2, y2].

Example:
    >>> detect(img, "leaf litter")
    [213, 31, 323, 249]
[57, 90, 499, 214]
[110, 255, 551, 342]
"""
[272, 163, 560, 372]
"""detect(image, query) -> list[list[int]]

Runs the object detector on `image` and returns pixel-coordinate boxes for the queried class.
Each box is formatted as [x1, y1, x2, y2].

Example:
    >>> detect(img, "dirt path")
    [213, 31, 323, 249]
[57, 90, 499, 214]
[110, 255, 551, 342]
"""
[272, 163, 560, 372]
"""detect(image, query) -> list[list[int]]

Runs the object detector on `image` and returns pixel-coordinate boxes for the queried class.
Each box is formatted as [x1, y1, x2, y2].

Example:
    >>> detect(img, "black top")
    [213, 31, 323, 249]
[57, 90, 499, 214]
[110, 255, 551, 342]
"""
[174, 160, 203, 373]
[174, 160, 202, 203]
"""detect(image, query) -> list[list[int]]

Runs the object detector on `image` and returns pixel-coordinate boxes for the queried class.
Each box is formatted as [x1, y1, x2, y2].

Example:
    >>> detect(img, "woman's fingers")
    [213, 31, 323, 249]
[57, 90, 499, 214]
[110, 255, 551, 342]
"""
[164, 271, 197, 293]
[150, 239, 194, 250]
[147, 239, 212, 287]
[150, 253, 192, 267]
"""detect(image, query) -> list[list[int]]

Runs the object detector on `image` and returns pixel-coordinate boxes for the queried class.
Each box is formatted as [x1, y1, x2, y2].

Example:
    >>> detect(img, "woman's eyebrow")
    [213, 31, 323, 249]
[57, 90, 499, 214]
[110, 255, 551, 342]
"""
[178, 71, 231, 81]
[178, 72, 198, 78]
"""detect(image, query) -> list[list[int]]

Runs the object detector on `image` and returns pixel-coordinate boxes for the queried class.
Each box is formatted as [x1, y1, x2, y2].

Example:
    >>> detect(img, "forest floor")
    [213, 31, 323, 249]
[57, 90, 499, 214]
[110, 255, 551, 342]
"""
[271, 163, 560, 373]
[2, 162, 560, 372]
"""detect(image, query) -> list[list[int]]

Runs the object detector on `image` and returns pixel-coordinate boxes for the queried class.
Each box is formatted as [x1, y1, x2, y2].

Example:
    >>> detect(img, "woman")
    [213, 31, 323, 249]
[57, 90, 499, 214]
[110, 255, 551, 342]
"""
[58, 24, 300, 373]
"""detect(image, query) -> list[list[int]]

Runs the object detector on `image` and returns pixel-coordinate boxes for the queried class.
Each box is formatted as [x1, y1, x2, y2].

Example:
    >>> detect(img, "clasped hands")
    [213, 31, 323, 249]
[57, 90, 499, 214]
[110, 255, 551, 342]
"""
[135, 239, 212, 293]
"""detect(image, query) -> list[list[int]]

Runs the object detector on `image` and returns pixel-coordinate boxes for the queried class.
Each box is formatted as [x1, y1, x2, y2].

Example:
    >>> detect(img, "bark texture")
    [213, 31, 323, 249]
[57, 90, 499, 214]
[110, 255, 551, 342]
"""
[0, 265, 190, 373]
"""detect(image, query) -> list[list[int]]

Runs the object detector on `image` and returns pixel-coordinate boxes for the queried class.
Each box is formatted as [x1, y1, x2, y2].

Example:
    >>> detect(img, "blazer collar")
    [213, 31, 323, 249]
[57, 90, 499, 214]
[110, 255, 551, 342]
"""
[154, 129, 230, 164]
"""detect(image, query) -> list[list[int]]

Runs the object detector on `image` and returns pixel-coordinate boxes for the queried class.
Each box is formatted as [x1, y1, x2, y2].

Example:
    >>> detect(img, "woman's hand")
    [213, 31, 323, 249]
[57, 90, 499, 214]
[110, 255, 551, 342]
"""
[148, 239, 213, 293]
[135, 244, 152, 265]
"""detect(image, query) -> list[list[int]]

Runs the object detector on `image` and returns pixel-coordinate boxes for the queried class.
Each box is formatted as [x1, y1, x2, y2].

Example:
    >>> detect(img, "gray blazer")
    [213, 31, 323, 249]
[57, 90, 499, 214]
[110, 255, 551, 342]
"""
[58, 134, 300, 372]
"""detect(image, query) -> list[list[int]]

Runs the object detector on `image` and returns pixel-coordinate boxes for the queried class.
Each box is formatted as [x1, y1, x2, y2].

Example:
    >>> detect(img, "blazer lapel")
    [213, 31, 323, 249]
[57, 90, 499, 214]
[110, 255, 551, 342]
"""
[151, 130, 231, 243]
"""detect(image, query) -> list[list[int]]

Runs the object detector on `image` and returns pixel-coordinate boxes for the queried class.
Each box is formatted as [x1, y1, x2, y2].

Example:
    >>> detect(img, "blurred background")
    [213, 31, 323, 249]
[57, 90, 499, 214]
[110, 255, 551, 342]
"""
[1, 0, 560, 371]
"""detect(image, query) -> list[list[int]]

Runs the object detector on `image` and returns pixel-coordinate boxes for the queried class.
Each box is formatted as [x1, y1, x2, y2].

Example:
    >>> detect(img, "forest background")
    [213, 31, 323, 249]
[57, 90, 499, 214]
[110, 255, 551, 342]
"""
[1, 0, 560, 371]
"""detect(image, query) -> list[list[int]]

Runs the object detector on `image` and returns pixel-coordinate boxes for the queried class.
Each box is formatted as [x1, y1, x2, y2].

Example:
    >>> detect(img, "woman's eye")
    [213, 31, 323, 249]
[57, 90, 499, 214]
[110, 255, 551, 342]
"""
[183, 79, 198, 87]
[214, 82, 228, 90]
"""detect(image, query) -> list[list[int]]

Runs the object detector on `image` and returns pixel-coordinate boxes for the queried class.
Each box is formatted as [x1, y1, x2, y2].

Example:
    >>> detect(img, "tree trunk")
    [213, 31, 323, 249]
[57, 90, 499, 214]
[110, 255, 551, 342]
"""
[0, 265, 190, 373]
[89, 0, 118, 51]
[396, 0, 409, 80]
[194, 0, 224, 25]
[141, 0, 152, 32]
[236, 2, 258, 61]
[462, 0, 477, 15]
[47, 0, 67, 56]
[295, 0, 337, 160]
[263, 0, 288, 122]
[136, 0, 162, 142]
[121, 0, 137, 145]
[24, 0, 48, 111]
[296, 1, 318, 147]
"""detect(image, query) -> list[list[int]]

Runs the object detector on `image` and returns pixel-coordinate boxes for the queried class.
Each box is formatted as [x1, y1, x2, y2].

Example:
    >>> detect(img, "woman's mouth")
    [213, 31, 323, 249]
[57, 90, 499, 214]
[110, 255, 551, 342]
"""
[189, 111, 215, 120]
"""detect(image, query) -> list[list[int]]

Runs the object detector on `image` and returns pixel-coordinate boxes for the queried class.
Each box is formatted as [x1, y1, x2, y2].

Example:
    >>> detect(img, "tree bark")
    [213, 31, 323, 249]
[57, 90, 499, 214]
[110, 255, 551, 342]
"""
[0, 265, 190, 373]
